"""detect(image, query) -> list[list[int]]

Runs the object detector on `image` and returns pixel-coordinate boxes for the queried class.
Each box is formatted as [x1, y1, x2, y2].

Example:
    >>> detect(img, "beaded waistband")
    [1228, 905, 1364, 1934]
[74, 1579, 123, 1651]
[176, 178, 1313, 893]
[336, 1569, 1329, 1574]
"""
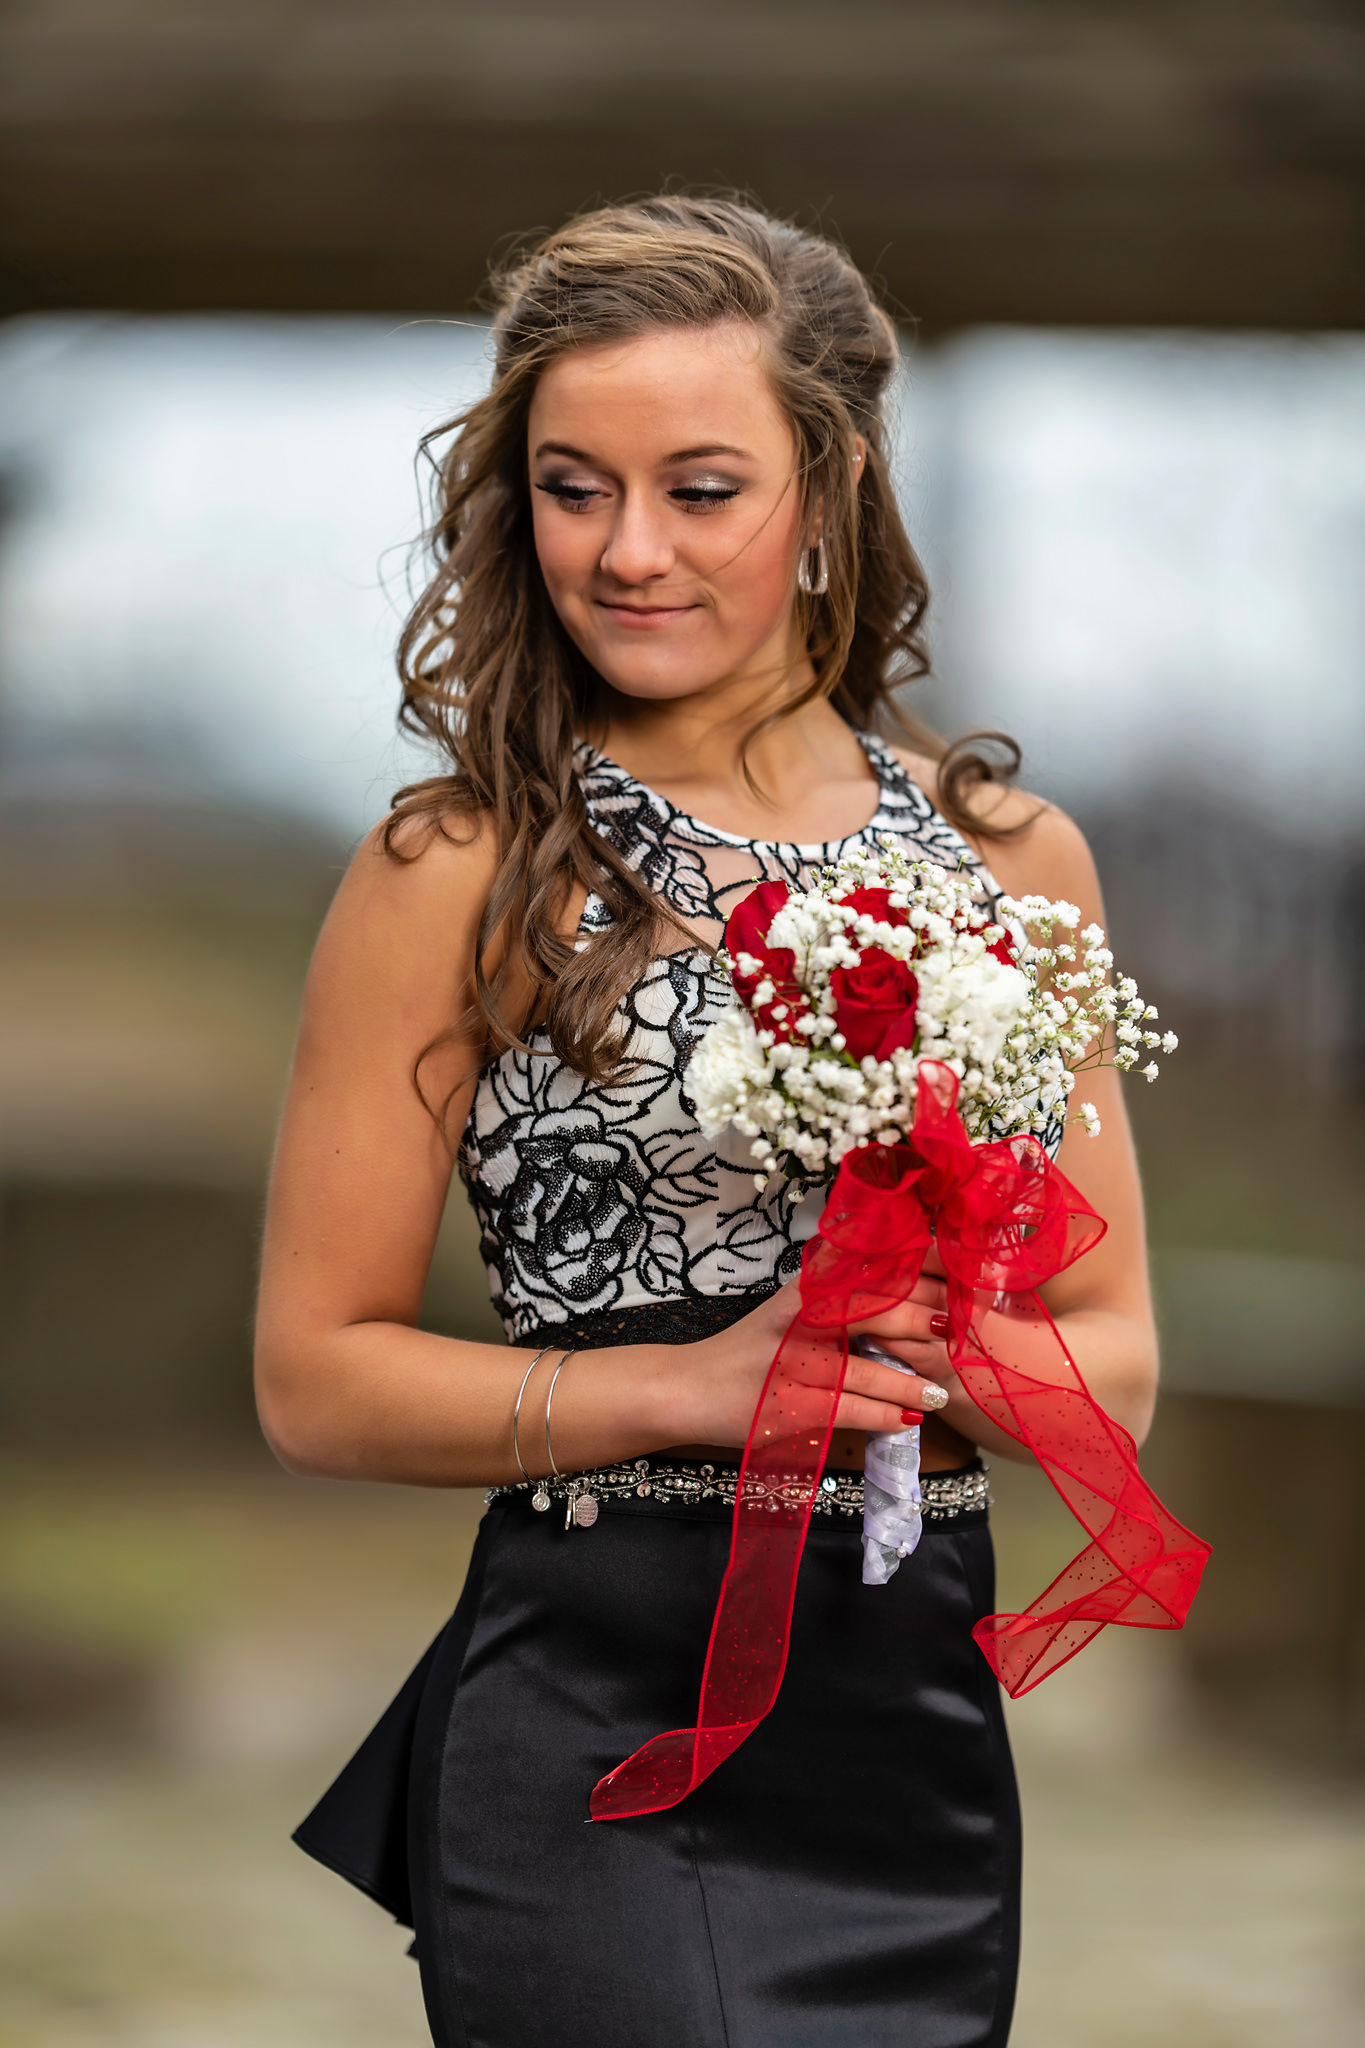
[486, 1456, 991, 1529]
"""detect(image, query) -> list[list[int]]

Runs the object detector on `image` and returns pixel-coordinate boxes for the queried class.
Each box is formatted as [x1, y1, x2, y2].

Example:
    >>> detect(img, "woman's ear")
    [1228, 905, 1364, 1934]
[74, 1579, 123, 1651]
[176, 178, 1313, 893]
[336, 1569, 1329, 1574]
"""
[853, 434, 867, 480]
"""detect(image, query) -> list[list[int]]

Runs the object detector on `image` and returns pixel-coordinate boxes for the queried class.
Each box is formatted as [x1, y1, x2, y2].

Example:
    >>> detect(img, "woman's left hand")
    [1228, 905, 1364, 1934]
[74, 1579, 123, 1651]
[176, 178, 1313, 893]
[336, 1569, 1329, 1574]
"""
[847, 1250, 958, 1413]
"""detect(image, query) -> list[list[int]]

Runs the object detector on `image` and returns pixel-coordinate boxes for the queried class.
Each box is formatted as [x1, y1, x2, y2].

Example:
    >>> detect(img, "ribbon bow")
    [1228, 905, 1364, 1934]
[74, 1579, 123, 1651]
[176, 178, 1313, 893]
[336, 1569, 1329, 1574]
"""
[591, 1060, 1210, 1821]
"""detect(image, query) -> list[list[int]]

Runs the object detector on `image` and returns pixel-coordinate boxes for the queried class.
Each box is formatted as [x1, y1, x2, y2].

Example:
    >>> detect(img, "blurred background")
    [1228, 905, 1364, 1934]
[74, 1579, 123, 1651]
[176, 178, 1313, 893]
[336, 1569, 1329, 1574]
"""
[1, 4, 1363, 2044]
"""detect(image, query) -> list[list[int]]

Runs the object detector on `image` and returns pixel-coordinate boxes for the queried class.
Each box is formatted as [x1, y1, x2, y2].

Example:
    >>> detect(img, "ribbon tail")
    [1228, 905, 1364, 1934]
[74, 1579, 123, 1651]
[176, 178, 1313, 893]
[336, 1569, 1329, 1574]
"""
[950, 1283, 1212, 1696]
[590, 1313, 848, 1821]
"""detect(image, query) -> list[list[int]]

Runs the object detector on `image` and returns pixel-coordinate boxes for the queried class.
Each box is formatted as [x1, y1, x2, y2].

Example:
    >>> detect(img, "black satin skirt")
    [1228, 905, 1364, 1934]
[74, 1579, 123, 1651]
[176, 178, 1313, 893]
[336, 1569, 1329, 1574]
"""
[293, 1299, 1021, 2048]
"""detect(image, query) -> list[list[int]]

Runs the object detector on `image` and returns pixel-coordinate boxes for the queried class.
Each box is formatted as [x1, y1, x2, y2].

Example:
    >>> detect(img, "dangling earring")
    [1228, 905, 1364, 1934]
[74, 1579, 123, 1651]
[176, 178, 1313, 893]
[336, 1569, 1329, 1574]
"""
[797, 537, 829, 597]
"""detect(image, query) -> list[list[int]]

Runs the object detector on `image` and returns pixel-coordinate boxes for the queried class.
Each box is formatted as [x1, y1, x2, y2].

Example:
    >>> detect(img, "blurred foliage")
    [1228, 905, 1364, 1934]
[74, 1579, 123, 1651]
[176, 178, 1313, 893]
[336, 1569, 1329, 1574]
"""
[1132, 1051, 1365, 1262]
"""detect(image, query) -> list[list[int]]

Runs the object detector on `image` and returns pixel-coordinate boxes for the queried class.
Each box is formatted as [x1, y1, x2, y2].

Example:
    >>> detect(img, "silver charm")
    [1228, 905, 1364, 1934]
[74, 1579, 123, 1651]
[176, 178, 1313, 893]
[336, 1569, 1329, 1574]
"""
[573, 1492, 599, 1528]
[531, 1483, 551, 1512]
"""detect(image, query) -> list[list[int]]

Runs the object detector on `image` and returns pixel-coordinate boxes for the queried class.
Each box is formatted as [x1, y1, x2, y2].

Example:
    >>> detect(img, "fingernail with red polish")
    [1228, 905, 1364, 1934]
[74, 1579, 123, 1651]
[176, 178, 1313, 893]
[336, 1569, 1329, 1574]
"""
[930, 1313, 950, 1339]
[900, 1408, 923, 1427]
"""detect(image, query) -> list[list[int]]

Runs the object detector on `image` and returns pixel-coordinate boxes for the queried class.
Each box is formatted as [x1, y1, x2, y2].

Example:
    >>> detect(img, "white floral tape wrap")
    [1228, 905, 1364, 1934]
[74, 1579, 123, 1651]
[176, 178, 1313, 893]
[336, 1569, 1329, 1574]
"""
[855, 1337, 927, 1586]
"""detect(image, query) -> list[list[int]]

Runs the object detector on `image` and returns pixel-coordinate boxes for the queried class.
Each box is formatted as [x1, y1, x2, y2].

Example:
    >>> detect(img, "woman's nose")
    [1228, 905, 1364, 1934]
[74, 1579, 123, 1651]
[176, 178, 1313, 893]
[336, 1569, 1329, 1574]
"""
[597, 496, 675, 586]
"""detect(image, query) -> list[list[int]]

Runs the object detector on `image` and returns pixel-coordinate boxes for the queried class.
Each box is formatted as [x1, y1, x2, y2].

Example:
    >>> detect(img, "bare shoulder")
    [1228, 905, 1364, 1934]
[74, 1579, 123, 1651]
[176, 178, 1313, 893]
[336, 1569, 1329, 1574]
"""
[335, 806, 499, 926]
[887, 744, 1101, 912]
[304, 805, 500, 1035]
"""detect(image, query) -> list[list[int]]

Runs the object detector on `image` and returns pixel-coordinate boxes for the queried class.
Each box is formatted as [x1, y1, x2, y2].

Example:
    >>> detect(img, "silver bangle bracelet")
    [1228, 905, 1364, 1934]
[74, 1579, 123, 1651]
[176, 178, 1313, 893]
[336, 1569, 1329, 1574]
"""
[511, 1347, 553, 1482]
[542, 1350, 577, 1480]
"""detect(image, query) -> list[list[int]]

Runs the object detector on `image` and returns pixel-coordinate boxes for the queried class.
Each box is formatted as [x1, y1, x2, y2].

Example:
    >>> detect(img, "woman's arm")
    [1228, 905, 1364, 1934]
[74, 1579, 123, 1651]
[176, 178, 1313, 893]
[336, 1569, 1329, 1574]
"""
[989, 802, 1160, 1446]
[876, 754, 1160, 1460]
[254, 820, 929, 1488]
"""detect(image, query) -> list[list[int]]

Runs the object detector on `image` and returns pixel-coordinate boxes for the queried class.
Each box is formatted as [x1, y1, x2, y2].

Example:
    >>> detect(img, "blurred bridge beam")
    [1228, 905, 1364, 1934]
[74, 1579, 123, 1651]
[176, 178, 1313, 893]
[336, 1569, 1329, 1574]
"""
[2, 0, 1363, 324]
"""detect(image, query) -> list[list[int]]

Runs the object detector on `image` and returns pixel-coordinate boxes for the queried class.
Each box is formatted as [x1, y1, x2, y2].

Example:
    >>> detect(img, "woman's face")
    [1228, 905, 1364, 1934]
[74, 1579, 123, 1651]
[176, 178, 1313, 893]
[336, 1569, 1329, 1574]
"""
[527, 321, 809, 709]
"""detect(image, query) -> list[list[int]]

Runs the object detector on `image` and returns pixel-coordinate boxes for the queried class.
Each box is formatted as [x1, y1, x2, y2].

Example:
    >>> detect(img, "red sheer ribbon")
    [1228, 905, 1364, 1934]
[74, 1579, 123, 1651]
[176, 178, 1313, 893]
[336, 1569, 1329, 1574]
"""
[590, 1060, 1211, 1821]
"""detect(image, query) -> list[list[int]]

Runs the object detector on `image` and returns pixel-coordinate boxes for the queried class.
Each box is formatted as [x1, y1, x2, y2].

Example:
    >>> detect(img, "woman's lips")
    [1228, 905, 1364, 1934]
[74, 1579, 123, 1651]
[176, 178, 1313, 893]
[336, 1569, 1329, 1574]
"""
[597, 601, 698, 628]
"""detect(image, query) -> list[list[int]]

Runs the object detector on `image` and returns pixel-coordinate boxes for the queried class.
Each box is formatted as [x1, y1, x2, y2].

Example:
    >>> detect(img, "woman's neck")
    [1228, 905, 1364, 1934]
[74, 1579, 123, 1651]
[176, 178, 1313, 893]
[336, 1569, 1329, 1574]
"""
[597, 683, 876, 843]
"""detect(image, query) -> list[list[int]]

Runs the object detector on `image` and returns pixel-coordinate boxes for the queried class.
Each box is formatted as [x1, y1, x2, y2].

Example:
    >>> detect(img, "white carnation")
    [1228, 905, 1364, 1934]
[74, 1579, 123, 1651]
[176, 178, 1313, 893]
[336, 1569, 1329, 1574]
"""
[687, 1004, 771, 1137]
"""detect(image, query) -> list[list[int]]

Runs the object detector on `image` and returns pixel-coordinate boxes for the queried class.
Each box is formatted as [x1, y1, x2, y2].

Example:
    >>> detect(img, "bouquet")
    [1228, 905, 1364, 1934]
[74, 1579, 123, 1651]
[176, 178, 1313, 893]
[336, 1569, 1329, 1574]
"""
[691, 838, 1176, 1178]
[591, 841, 1208, 1825]
[689, 840, 1177, 1585]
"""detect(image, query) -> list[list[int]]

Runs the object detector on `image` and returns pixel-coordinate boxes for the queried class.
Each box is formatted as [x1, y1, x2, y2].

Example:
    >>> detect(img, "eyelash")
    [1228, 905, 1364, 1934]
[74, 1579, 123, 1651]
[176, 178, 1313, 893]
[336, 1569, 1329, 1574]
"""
[535, 482, 740, 515]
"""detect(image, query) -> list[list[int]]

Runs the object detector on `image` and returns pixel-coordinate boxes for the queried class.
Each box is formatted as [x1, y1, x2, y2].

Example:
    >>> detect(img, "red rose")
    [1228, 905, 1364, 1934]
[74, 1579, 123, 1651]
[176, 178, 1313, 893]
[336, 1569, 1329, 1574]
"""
[986, 929, 1017, 968]
[725, 879, 792, 965]
[829, 950, 919, 1061]
[724, 879, 809, 1041]
[837, 886, 909, 928]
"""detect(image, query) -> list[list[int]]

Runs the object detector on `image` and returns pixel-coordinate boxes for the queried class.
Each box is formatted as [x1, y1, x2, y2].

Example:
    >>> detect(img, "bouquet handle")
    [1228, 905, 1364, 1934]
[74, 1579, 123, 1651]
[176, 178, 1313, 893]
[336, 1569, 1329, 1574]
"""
[853, 1338, 924, 1586]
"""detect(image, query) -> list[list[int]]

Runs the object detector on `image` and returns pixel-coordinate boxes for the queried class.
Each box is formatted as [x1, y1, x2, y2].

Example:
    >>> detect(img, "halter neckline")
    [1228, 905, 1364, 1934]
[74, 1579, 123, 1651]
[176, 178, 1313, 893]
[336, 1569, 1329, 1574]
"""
[572, 729, 905, 860]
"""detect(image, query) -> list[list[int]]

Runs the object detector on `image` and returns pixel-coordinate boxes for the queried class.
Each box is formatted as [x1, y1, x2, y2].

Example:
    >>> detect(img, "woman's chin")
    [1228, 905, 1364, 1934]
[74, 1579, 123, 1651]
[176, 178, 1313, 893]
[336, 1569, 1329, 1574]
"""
[590, 656, 732, 705]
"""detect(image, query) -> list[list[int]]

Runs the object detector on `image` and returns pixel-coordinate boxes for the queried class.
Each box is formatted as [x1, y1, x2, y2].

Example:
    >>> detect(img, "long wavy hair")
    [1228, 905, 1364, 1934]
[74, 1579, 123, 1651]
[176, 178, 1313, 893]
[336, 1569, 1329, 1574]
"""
[385, 194, 1021, 1093]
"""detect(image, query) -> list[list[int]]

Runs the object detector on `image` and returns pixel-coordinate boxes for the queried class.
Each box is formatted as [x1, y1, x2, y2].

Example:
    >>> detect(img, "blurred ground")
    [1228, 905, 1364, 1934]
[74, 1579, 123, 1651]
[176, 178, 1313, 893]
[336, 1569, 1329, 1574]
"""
[0, 1452, 1360, 2048]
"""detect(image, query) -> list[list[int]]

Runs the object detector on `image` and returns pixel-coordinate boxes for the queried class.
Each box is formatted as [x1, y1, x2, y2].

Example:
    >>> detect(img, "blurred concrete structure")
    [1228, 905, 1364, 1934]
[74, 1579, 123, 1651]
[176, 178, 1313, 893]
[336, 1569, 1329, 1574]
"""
[2, 0, 1363, 326]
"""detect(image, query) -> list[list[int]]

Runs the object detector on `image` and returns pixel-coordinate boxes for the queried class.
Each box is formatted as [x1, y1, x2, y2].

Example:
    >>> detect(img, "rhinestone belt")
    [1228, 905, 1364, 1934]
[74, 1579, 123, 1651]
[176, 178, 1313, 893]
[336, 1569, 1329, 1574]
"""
[486, 1457, 991, 1530]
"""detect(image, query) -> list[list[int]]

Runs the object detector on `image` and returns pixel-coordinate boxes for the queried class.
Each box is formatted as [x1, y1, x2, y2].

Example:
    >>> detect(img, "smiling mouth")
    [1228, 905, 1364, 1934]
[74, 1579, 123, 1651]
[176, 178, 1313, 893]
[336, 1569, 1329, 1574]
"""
[597, 599, 698, 620]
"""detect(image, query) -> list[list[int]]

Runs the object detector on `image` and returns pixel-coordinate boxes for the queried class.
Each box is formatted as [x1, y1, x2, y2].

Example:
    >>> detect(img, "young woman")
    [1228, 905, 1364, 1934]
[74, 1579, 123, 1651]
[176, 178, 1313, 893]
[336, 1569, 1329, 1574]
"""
[256, 195, 1158, 2048]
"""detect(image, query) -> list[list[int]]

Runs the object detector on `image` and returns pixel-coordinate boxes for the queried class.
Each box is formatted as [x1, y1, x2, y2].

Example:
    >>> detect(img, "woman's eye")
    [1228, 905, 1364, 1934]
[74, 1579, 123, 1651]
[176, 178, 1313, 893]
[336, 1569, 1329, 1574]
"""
[534, 478, 739, 514]
[535, 481, 602, 511]
[672, 485, 740, 512]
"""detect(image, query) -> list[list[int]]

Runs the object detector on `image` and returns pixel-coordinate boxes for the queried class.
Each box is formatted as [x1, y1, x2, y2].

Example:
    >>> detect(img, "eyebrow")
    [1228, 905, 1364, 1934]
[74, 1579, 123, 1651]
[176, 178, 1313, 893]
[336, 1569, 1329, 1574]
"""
[533, 440, 756, 465]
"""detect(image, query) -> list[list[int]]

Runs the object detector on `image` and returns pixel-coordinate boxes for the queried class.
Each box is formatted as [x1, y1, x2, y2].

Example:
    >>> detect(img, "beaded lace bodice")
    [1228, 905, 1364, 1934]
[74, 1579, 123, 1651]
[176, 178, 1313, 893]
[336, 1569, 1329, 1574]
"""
[459, 731, 1043, 1341]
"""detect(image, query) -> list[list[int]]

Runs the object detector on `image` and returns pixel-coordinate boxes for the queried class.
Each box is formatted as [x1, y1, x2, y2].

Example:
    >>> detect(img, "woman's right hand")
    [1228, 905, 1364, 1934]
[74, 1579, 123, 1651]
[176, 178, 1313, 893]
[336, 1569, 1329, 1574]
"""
[668, 1277, 951, 1454]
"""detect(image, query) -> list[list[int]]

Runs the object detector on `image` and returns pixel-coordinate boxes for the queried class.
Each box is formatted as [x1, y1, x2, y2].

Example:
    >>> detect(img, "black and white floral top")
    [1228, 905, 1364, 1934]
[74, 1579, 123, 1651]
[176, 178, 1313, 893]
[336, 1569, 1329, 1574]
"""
[458, 731, 1034, 1341]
